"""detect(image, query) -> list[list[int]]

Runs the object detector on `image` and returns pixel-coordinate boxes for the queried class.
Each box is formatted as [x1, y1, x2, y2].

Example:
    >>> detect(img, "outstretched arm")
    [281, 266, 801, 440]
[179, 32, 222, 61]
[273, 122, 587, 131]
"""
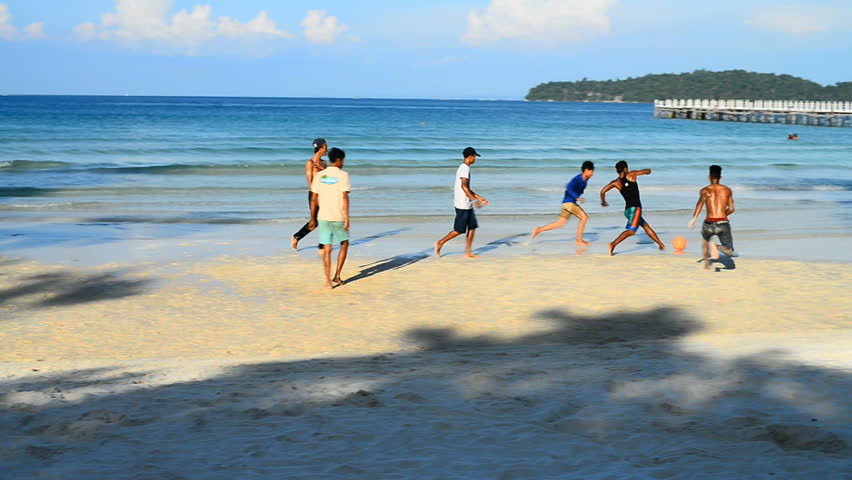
[632, 169, 652, 177]
[600, 180, 618, 207]
[688, 188, 707, 229]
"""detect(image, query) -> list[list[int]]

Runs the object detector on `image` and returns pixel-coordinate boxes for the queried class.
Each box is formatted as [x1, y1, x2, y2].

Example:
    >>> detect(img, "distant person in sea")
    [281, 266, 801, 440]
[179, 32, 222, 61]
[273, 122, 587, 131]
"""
[787, 133, 799, 141]
[600, 161, 666, 256]
[531, 161, 595, 247]
[689, 164, 735, 270]
[310, 147, 351, 289]
[291, 138, 328, 251]
[434, 147, 489, 258]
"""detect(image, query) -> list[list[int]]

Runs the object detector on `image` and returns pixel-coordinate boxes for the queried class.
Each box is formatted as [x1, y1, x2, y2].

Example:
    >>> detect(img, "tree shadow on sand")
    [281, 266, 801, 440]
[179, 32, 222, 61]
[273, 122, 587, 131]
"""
[0, 268, 153, 311]
[1, 305, 850, 478]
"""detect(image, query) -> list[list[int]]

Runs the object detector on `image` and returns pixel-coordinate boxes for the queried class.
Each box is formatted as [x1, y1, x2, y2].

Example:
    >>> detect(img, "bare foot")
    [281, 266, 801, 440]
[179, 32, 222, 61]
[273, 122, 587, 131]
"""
[608, 243, 615, 256]
[576, 239, 591, 247]
[325, 282, 334, 290]
[464, 253, 480, 259]
[332, 277, 345, 287]
[658, 244, 666, 251]
[291, 236, 298, 250]
[530, 228, 539, 241]
[434, 241, 442, 257]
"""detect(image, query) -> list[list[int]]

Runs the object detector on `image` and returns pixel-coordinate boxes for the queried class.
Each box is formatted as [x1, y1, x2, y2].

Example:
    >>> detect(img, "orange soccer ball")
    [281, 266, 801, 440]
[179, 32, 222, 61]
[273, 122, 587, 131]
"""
[673, 236, 687, 251]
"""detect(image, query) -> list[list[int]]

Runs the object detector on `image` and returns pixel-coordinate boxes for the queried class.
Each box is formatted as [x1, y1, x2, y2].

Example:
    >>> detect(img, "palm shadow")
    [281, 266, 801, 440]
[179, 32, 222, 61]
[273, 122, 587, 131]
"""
[0, 269, 153, 310]
[3, 304, 852, 477]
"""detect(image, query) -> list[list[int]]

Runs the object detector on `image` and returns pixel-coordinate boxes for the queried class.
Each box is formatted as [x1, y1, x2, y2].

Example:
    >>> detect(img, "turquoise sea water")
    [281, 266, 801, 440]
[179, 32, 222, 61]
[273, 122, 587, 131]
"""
[1, 96, 851, 262]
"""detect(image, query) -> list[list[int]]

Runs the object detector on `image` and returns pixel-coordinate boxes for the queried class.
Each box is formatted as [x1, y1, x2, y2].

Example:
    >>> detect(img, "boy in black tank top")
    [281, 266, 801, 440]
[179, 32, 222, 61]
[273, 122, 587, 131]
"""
[600, 161, 666, 256]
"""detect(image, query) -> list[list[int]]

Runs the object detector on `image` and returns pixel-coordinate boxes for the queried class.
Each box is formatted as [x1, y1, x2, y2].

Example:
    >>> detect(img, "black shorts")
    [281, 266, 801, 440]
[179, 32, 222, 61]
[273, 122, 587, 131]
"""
[701, 221, 734, 251]
[453, 208, 478, 234]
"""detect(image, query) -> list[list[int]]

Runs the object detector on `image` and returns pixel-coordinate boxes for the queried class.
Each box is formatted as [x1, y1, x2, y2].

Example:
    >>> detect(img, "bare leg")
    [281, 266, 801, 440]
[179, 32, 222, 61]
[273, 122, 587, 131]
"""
[703, 239, 711, 270]
[464, 229, 479, 258]
[435, 231, 461, 257]
[322, 244, 333, 289]
[641, 223, 666, 250]
[709, 241, 720, 260]
[575, 212, 590, 246]
[717, 245, 734, 257]
[332, 241, 348, 286]
[608, 230, 635, 256]
[531, 217, 566, 240]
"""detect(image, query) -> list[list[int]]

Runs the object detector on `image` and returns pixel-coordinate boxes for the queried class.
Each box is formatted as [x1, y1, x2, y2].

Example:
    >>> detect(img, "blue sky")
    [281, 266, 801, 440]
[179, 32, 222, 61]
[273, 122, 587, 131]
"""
[1, 0, 850, 99]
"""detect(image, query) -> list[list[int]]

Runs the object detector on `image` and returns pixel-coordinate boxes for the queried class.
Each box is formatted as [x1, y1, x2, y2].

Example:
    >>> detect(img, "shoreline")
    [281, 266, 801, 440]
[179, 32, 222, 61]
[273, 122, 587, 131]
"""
[3, 209, 851, 268]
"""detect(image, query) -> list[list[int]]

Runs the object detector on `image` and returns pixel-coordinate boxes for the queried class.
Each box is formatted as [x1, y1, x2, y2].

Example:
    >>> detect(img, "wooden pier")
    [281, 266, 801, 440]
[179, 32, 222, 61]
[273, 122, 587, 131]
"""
[654, 99, 852, 127]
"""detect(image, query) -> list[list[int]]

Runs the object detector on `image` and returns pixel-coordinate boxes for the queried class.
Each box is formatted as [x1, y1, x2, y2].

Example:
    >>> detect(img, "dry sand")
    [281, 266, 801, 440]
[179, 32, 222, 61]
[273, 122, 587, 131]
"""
[1, 253, 851, 479]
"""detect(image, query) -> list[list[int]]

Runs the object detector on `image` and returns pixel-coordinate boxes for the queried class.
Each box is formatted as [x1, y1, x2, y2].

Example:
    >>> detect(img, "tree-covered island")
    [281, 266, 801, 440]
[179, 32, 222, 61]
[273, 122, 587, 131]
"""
[526, 70, 852, 103]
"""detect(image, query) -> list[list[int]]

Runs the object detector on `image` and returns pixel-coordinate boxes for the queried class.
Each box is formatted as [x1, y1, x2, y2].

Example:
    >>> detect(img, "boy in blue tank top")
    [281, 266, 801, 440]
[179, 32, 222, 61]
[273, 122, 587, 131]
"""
[600, 160, 666, 256]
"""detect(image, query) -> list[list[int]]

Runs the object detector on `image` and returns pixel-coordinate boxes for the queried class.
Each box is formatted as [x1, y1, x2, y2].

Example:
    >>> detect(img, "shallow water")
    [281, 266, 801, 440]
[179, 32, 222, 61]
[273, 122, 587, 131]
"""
[1, 96, 850, 263]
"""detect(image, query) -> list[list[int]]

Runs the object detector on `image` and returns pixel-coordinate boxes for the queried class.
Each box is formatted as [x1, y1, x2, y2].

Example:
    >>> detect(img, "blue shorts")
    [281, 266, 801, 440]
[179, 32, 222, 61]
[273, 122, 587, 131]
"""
[318, 220, 349, 245]
[624, 207, 646, 231]
[453, 208, 478, 234]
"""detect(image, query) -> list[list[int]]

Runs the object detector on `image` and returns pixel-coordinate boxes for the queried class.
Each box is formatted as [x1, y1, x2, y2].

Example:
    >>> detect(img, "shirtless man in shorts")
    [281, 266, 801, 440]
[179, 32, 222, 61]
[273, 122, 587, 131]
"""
[689, 164, 735, 270]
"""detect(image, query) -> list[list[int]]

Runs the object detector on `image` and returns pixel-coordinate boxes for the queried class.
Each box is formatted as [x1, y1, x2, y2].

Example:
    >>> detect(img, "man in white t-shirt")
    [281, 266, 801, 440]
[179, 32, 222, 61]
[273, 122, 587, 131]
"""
[434, 147, 489, 258]
[309, 147, 351, 289]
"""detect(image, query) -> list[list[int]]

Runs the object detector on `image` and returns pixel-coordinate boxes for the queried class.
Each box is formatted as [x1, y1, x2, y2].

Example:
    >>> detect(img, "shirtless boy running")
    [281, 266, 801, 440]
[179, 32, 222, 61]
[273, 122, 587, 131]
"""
[689, 165, 735, 270]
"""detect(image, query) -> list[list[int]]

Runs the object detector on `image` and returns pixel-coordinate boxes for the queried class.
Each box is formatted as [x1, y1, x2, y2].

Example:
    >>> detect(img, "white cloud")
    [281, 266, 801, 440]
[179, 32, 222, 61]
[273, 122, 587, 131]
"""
[75, 0, 290, 55]
[0, 3, 46, 41]
[24, 22, 45, 39]
[301, 10, 352, 45]
[462, 0, 617, 47]
[747, 6, 852, 36]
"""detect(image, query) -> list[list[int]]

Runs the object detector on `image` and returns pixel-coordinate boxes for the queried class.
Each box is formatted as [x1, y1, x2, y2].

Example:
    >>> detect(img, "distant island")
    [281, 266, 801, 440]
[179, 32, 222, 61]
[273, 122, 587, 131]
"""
[526, 70, 852, 103]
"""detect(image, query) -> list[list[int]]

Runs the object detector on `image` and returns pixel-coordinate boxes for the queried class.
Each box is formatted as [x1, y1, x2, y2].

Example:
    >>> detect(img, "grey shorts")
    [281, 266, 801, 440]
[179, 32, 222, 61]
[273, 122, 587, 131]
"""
[701, 221, 734, 251]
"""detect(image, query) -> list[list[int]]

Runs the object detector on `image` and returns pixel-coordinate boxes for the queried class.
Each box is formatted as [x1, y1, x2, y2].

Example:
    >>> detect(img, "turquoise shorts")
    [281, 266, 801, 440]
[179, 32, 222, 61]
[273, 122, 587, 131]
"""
[318, 220, 349, 245]
[624, 207, 646, 231]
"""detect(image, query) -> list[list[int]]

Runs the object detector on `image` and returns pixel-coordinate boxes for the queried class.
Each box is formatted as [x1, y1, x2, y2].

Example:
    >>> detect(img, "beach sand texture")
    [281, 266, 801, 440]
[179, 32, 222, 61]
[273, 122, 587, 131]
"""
[2, 253, 851, 478]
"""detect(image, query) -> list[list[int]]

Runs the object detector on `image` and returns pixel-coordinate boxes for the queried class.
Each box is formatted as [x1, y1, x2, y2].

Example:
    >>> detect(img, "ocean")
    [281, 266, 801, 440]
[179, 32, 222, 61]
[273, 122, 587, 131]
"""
[2, 96, 851, 263]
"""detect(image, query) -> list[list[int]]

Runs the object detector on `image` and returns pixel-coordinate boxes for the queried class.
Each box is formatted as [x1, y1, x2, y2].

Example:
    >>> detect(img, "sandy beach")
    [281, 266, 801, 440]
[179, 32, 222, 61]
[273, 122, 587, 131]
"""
[2, 249, 851, 479]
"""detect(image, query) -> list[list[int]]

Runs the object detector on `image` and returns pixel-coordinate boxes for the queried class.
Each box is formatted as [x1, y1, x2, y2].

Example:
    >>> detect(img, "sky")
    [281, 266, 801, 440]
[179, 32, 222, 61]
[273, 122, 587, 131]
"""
[1, 0, 850, 99]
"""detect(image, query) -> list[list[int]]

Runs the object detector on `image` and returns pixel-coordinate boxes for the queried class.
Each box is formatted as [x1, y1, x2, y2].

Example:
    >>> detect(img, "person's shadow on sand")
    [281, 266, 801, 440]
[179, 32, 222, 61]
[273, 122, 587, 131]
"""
[344, 248, 432, 284]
